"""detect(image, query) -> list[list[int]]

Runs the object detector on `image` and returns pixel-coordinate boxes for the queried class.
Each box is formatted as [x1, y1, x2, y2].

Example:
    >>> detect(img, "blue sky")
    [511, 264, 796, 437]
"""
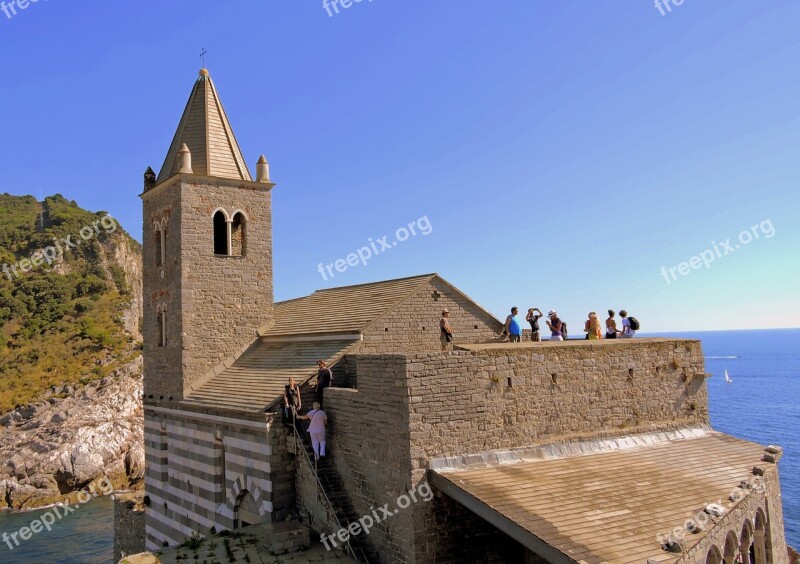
[1, 0, 798, 331]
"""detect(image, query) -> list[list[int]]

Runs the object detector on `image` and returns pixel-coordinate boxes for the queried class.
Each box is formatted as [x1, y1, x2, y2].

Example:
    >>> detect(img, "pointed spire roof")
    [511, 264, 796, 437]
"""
[157, 69, 252, 184]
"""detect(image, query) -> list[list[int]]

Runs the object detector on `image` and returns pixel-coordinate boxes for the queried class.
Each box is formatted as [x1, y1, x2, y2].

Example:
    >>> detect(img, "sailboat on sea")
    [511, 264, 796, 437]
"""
[724, 369, 733, 384]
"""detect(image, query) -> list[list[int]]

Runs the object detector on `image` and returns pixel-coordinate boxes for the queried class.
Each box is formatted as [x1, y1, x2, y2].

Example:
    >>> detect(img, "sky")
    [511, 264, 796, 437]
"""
[1, 0, 799, 332]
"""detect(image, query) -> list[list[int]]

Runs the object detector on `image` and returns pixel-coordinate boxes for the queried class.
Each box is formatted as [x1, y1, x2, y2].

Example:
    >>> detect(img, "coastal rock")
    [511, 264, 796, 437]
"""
[0, 356, 144, 510]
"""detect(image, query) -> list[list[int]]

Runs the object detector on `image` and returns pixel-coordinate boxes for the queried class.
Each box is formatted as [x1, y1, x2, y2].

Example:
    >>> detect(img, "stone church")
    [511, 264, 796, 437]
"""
[139, 69, 791, 563]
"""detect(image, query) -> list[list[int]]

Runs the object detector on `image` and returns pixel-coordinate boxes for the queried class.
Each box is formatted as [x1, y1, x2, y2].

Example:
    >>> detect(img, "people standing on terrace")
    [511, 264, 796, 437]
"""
[585, 312, 602, 340]
[620, 310, 636, 338]
[546, 310, 564, 341]
[297, 402, 328, 461]
[504, 307, 523, 342]
[440, 309, 453, 351]
[606, 310, 619, 339]
[526, 307, 543, 342]
[315, 360, 333, 407]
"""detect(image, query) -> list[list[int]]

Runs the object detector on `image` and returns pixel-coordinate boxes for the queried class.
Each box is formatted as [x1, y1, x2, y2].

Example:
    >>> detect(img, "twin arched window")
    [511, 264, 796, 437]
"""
[213, 209, 247, 257]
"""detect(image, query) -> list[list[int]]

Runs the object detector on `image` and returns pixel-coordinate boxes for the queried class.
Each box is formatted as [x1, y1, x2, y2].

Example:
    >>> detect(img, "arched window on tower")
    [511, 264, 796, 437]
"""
[156, 304, 167, 347]
[213, 210, 229, 256]
[231, 212, 246, 257]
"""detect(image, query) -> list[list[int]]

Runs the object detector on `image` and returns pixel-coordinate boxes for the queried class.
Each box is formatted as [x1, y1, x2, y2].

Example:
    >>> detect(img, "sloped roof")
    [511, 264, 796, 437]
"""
[157, 69, 252, 184]
[181, 338, 358, 412]
[261, 274, 437, 337]
[431, 431, 769, 563]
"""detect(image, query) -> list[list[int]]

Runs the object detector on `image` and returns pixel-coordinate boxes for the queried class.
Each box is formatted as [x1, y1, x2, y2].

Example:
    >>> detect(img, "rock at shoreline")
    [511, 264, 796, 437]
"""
[0, 356, 144, 510]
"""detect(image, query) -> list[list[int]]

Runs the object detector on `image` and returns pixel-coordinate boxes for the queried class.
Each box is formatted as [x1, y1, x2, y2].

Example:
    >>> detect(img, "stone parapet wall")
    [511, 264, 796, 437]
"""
[325, 339, 709, 562]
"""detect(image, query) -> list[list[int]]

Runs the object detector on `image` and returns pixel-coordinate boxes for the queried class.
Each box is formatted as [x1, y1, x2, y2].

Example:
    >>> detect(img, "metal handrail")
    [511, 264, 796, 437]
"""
[291, 414, 362, 562]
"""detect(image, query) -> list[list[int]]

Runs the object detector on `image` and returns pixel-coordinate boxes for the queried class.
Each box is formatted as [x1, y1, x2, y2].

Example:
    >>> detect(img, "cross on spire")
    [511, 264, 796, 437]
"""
[200, 47, 207, 69]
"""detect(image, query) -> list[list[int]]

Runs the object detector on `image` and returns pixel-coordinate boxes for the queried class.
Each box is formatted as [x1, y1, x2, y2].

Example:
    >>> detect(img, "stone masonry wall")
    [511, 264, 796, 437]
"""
[114, 492, 145, 562]
[178, 179, 274, 398]
[322, 362, 415, 562]
[324, 339, 708, 563]
[406, 340, 708, 562]
[143, 408, 290, 551]
[359, 277, 503, 354]
[142, 178, 184, 401]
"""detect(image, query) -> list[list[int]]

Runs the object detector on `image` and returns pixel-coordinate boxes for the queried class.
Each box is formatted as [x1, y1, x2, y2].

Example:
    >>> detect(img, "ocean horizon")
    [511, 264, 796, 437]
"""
[1, 328, 797, 562]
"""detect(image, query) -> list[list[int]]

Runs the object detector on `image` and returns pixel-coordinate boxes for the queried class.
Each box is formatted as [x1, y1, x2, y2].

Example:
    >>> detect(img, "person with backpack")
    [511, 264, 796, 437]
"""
[546, 309, 565, 341]
[620, 310, 639, 338]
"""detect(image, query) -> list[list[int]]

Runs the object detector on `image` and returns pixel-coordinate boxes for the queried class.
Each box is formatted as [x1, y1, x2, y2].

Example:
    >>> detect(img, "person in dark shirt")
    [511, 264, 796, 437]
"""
[283, 377, 302, 425]
[316, 360, 333, 406]
[526, 307, 543, 342]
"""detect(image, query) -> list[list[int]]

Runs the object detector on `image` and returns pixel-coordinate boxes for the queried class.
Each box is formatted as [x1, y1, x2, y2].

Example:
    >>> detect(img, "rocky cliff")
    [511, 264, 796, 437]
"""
[0, 357, 143, 509]
[0, 193, 144, 509]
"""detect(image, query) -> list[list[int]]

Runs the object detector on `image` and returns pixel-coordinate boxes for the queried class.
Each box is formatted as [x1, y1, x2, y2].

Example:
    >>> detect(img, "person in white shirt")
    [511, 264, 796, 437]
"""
[620, 310, 636, 338]
[298, 402, 328, 460]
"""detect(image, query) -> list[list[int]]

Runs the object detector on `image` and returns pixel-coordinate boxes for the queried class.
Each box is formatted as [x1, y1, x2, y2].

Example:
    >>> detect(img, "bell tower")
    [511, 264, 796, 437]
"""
[141, 69, 275, 403]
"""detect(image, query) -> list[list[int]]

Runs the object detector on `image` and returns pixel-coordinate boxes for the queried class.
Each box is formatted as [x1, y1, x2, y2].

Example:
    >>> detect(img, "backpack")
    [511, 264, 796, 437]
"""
[628, 317, 640, 331]
[561, 321, 568, 339]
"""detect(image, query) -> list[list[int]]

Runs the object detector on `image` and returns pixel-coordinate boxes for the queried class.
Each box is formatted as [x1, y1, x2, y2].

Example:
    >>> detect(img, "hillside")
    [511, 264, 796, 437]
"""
[0, 193, 142, 412]
[0, 193, 144, 508]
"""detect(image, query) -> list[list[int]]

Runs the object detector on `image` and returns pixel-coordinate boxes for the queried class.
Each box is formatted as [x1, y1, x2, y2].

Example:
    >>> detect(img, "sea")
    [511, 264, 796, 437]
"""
[0, 328, 797, 563]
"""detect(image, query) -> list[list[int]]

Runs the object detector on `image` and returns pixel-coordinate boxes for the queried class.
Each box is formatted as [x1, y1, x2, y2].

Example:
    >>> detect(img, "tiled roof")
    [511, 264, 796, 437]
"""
[431, 432, 768, 563]
[156, 69, 252, 183]
[181, 338, 358, 412]
[262, 274, 436, 337]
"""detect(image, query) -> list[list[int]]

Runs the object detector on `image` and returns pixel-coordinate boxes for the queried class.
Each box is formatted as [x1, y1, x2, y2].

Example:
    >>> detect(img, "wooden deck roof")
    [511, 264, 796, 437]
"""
[430, 432, 768, 563]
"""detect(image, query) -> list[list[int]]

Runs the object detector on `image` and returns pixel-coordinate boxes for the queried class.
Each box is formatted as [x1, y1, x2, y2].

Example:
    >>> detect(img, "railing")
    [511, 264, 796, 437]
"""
[290, 412, 366, 563]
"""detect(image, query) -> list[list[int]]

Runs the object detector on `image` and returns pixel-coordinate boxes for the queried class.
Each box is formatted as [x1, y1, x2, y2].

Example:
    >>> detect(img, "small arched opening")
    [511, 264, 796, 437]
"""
[723, 530, 739, 564]
[230, 212, 246, 257]
[213, 210, 229, 256]
[741, 519, 755, 564]
[753, 509, 769, 564]
[233, 489, 260, 530]
[706, 545, 723, 564]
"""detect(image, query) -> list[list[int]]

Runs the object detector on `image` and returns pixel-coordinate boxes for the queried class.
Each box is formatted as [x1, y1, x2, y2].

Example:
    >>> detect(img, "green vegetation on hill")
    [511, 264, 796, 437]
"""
[0, 193, 142, 413]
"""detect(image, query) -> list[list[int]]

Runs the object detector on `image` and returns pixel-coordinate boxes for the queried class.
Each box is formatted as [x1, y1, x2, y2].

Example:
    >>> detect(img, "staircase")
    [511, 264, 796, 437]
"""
[291, 421, 379, 563]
